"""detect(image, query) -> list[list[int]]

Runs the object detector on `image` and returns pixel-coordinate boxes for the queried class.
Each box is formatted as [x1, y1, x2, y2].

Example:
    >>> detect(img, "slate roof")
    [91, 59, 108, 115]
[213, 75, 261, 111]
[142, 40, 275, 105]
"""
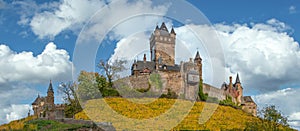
[194, 51, 202, 60]
[159, 64, 180, 71]
[235, 73, 241, 84]
[47, 80, 54, 93]
[243, 96, 255, 103]
[134, 61, 156, 71]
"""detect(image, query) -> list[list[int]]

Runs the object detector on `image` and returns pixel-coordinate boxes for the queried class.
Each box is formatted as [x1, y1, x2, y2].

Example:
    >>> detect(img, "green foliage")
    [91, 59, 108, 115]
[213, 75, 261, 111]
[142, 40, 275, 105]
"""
[24, 119, 93, 131]
[58, 82, 82, 118]
[245, 105, 292, 131]
[149, 73, 162, 89]
[77, 71, 101, 100]
[198, 79, 208, 101]
[219, 96, 241, 109]
[160, 88, 178, 99]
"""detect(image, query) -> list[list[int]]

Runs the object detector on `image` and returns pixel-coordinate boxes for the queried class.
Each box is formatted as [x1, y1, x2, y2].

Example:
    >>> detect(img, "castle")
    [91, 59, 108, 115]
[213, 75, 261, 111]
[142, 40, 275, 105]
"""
[31, 80, 65, 119]
[129, 22, 257, 116]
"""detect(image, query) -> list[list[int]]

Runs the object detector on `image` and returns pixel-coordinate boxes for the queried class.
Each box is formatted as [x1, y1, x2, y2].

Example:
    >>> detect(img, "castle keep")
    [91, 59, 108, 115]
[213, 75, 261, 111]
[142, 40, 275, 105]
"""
[129, 23, 257, 116]
[32, 80, 65, 119]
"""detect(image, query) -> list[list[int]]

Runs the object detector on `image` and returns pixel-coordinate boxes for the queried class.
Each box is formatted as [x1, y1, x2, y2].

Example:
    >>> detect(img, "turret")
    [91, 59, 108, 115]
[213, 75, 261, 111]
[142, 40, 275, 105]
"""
[194, 51, 202, 80]
[229, 76, 233, 92]
[235, 73, 243, 105]
[47, 80, 54, 108]
[150, 22, 176, 66]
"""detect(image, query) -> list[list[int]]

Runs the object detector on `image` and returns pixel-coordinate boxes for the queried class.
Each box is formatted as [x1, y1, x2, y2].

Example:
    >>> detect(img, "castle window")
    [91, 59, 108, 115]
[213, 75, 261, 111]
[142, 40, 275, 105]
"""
[168, 38, 171, 42]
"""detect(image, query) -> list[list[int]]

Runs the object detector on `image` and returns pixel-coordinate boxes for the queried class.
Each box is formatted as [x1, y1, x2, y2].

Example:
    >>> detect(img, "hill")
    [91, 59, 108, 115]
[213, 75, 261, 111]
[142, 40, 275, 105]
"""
[0, 116, 101, 131]
[75, 97, 295, 130]
[0, 98, 295, 130]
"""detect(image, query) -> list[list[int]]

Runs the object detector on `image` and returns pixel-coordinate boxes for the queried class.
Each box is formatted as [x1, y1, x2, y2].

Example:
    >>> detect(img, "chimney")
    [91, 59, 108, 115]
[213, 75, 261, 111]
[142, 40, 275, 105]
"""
[229, 76, 232, 84]
[143, 54, 146, 62]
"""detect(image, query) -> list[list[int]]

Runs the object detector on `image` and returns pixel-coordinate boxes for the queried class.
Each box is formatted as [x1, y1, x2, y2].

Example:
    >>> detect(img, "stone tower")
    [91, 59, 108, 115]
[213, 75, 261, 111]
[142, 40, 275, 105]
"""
[194, 51, 202, 81]
[150, 22, 176, 67]
[235, 73, 243, 105]
[47, 80, 55, 109]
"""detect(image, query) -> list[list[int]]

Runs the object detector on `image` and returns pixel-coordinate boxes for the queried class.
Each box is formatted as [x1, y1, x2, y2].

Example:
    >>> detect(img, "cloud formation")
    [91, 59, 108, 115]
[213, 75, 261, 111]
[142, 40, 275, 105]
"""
[15, 0, 169, 39]
[0, 42, 72, 84]
[253, 88, 300, 129]
[0, 42, 72, 124]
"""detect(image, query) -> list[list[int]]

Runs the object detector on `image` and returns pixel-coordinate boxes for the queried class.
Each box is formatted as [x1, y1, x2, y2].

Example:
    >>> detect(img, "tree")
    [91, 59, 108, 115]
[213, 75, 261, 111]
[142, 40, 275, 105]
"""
[261, 105, 289, 128]
[97, 59, 127, 88]
[77, 71, 102, 100]
[198, 79, 208, 101]
[58, 82, 82, 118]
[245, 105, 291, 131]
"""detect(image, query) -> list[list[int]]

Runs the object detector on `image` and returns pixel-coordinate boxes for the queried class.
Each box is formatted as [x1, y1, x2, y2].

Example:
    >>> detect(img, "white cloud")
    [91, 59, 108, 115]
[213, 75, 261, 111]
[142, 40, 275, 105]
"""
[253, 88, 300, 129]
[0, 104, 31, 124]
[0, 86, 36, 124]
[0, 42, 72, 84]
[17, 0, 169, 39]
[289, 5, 297, 14]
[29, 0, 106, 39]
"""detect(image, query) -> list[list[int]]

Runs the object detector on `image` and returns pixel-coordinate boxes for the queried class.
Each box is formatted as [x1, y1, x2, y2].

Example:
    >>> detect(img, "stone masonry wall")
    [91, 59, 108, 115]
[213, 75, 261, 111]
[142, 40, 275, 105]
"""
[203, 83, 226, 100]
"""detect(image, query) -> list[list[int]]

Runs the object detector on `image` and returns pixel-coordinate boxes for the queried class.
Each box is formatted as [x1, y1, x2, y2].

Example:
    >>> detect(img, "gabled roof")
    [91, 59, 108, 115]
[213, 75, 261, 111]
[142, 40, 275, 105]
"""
[134, 61, 156, 71]
[243, 96, 255, 103]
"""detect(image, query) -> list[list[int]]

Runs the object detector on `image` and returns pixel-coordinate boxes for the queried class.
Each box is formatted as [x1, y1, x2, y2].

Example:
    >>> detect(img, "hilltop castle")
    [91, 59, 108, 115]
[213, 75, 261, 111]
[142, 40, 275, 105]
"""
[31, 80, 65, 119]
[129, 23, 257, 116]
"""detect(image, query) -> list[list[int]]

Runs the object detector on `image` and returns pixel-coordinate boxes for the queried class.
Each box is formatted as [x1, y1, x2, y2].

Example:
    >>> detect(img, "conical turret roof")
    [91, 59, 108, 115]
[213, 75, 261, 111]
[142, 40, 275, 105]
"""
[194, 51, 202, 60]
[235, 73, 241, 84]
[47, 80, 54, 93]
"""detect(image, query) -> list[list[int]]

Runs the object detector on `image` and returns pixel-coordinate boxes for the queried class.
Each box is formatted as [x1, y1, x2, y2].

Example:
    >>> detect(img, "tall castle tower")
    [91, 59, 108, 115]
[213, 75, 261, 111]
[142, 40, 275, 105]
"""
[149, 22, 176, 67]
[47, 80, 55, 109]
[194, 51, 203, 81]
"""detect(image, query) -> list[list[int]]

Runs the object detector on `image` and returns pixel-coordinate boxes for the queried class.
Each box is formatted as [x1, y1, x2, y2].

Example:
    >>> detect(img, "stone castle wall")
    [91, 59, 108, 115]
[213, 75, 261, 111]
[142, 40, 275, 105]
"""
[203, 83, 226, 100]
[128, 75, 150, 90]
[158, 71, 183, 94]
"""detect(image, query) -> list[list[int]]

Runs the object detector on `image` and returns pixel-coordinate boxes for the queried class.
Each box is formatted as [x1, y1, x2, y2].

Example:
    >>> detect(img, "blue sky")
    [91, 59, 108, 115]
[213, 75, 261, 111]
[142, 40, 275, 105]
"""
[0, 0, 300, 129]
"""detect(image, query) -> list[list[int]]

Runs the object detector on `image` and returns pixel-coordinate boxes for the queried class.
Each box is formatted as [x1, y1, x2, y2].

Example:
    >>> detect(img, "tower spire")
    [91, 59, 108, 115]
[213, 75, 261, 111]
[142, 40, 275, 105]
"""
[235, 73, 241, 84]
[194, 51, 202, 61]
[47, 80, 54, 93]
[170, 27, 176, 35]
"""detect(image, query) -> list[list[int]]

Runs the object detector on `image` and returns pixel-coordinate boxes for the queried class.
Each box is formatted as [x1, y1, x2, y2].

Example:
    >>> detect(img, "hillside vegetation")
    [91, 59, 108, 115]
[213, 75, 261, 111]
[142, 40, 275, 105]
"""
[75, 97, 295, 130]
[0, 116, 97, 131]
[0, 98, 295, 130]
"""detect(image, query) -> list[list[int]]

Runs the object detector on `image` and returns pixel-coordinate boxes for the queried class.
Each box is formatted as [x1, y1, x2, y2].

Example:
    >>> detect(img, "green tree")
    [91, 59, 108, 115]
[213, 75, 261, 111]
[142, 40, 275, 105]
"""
[58, 82, 82, 118]
[198, 79, 208, 101]
[98, 59, 127, 88]
[262, 105, 289, 128]
[77, 71, 101, 100]
[245, 105, 291, 131]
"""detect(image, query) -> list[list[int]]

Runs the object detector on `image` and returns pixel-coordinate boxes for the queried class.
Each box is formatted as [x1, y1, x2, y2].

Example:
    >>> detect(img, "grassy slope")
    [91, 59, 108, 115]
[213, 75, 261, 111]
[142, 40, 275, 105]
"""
[75, 97, 290, 130]
[1, 98, 294, 130]
[0, 116, 94, 131]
